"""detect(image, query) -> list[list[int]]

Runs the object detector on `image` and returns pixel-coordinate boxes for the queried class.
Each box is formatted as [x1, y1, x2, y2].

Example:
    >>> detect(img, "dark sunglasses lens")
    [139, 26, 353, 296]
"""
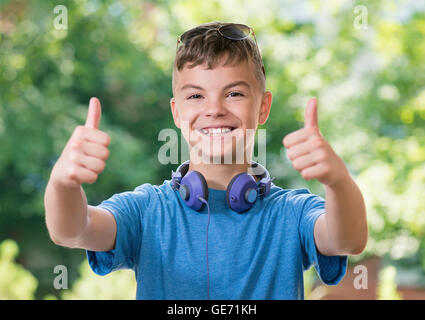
[220, 24, 250, 40]
[180, 27, 210, 44]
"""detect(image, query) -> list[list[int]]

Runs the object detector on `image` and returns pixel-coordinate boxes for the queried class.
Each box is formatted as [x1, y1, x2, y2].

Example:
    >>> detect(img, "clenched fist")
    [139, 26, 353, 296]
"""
[283, 98, 349, 187]
[50, 97, 111, 188]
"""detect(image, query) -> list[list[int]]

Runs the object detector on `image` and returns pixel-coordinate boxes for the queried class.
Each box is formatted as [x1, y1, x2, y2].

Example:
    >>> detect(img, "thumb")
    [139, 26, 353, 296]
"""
[85, 97, 101, 129]
[304, 98, 318, 129]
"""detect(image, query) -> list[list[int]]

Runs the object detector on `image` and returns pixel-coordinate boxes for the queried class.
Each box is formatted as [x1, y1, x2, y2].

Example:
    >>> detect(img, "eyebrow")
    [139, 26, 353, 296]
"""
[180, 80, 251, 92]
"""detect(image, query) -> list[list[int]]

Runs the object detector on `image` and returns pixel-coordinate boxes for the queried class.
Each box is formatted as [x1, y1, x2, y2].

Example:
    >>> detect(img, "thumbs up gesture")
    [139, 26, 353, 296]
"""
[282, 98, 349, 186]
[50, 97, 111, 188]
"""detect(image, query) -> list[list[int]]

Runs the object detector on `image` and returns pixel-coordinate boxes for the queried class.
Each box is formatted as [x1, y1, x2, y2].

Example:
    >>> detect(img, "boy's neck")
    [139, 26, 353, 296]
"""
[188, 161, 254, 191]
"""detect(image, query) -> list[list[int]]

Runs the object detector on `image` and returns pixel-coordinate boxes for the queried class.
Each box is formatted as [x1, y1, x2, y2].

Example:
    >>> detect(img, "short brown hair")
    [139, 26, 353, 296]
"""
[172, 21, 266, 95]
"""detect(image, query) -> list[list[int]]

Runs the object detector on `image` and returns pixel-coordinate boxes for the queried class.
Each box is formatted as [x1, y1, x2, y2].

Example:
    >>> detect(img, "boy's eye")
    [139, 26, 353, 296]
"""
[228, 91, 244, 97]
[187, 94, 202, 100]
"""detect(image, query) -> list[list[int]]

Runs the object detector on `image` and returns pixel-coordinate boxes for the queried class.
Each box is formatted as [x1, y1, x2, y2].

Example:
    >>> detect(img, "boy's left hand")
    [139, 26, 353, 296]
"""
[282, 98, 350, 187]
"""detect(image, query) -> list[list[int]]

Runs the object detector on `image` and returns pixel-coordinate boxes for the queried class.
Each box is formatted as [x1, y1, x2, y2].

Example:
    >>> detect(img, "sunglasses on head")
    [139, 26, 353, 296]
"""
[176, 23, 265, 77]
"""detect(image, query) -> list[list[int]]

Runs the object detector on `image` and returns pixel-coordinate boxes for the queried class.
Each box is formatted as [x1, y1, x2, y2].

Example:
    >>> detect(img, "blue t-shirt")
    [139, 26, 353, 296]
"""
[87, 180, 347, 299]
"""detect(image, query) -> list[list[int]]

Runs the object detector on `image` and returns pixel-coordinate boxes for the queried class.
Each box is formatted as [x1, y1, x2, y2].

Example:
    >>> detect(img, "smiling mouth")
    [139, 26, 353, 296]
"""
[198, 127, 237, 137]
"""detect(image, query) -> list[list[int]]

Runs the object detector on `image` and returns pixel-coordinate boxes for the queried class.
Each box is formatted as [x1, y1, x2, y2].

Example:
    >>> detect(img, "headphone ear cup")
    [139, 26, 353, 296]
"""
[226, 173, 258, 213]
[226, 173, 243, 209]
[193, 170, 208, 202]
[180, 170, 208, 211]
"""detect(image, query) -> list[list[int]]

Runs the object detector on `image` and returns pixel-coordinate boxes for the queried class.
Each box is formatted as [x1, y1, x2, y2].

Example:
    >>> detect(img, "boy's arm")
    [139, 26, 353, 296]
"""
[283, 98, 368, 256]
[44, 97, 116, 251]
[44, 180, 116, 251]
[315, 175, 367, 255]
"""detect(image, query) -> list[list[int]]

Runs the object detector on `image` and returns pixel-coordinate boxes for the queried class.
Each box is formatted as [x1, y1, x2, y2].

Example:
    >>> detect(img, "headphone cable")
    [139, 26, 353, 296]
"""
[198, 196, 210, 300]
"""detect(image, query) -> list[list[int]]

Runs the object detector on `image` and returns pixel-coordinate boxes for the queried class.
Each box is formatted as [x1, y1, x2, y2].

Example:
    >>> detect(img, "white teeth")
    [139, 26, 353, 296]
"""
[201, 127, 233, 136]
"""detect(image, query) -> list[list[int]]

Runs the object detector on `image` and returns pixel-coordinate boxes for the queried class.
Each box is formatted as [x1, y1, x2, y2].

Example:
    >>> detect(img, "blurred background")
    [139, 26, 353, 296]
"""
[0, 0, 424, 300]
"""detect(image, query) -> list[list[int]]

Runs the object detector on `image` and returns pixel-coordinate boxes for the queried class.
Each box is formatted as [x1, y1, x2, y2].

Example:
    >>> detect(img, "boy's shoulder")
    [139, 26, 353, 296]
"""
[104, 180, 173, 203]
[126, 180, 176, 205]
[133, 179, 174, 195]
[268, 183, 321, 201]
[267, 183, 325, 217]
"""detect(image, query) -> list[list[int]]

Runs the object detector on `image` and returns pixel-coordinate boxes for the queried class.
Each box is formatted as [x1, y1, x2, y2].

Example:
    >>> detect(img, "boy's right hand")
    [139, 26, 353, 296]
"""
[50, 97, 111, 188]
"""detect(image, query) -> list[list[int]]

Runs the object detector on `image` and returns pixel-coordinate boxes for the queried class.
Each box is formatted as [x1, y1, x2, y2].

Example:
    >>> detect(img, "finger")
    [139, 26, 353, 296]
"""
[80, 141, 110, 160]
[286, 140, 314, 161]
[304, 98, 318, 129]
[76, 152, 106, 173]
[69, 165, 98, 185]
[85, 97, 102, 129]
[301, 162, 330, 181]
[283, 127, 317, 149]
[78, 127, 111, 146]
[292, 152, 319, 172]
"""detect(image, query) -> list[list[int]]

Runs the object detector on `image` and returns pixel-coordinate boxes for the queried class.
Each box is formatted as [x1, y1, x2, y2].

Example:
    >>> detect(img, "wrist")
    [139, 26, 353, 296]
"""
[49, 176, 81, 193]
[325, 170, 352, 190]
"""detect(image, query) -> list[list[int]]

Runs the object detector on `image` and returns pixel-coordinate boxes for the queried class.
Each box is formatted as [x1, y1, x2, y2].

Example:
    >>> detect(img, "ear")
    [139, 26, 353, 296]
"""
[170, 97, 181, 129]
[258, 90, 272, 125]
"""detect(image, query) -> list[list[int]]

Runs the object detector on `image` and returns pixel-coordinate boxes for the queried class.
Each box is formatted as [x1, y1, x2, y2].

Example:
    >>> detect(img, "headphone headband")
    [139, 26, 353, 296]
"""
[172, 160, 272, 196]
[171, 160, 189, 190]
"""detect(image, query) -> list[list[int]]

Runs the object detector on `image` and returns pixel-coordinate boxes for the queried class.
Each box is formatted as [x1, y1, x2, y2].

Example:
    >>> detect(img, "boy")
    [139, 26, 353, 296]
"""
[44, 21, 368, 299]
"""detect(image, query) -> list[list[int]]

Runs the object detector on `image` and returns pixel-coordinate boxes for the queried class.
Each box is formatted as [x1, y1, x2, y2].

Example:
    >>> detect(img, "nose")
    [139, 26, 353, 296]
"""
[204, 99, 228, 118]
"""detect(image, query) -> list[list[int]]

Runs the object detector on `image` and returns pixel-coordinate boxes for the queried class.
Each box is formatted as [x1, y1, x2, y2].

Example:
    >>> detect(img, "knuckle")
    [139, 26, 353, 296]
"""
[316, 150, 327, 161]
[322, 164, 331, 175]
[98, 160, 106, 171]
[286, 150, 293, 160]
[70, 139, 82, 150]
[84, 169, 97, 184]
[74, 125, 85, 136]
[90, 174, 98, 184]
[293, 159, 301, 170]
[301, 170, 309, 180]
[67, 167, 78, 181]
[69, 150, 80, 163]
[312, 137, 324, 148]
[103, 133, 111, 146]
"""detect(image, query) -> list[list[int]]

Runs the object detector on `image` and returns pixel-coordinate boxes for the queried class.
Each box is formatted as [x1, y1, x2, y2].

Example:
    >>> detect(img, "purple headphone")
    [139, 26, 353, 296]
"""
[171, 161, 272, 213]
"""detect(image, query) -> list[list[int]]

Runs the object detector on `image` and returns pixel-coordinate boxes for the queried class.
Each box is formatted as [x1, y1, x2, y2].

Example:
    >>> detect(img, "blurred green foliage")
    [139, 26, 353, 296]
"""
[0, 239, 37, 299]
[377, 265, 403, 300]
[61, 261, 136, 300]
[0, 0, 424, 299]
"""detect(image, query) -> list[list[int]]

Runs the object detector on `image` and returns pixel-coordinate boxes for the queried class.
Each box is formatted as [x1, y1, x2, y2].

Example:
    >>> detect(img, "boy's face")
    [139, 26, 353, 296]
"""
[170, 55, 272, 163]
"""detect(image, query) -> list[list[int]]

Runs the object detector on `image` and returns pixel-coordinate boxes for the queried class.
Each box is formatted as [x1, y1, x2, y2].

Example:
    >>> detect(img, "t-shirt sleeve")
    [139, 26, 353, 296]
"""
[292, 188, 347, 285]
[86, 183, 152, 276]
